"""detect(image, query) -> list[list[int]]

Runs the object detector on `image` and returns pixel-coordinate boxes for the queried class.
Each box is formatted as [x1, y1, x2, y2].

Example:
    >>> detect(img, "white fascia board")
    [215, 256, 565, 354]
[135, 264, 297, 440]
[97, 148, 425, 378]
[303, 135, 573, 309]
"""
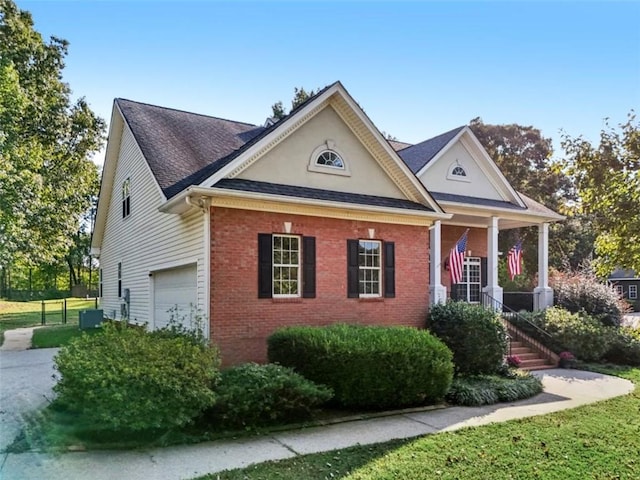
[197, 84, 342, 189]
[334, 84, 445, 215]
[437, 200, 565, 223]
[459, 129, 526, 207]
[415, 127, 467, 178]
[160, 185, 452, 221]
[91, 104, 124, 251]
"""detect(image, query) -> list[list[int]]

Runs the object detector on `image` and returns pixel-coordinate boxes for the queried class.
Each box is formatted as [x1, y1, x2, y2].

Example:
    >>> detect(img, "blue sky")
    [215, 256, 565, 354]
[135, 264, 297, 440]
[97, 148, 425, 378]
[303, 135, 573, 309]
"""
[19, 1, 640, 165]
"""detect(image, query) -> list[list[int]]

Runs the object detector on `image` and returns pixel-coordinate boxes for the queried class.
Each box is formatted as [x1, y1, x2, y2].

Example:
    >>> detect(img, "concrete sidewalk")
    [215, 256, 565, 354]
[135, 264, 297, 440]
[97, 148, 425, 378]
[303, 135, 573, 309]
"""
[0, 368, 634, 480]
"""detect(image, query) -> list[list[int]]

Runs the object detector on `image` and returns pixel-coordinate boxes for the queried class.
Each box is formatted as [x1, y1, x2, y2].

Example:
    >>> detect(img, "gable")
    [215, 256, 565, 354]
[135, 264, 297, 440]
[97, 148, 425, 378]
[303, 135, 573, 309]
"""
[419, 140, 506, 201]
[236, 105, 405, 199]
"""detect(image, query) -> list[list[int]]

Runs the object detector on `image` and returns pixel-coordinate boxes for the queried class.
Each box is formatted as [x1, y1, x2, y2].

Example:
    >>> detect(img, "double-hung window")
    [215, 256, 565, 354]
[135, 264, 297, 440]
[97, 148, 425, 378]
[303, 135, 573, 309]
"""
[630, 285, 638, 300]
[272, 235, 301, 297]
[258, 233, 315, 299]
[347, 239, 395, 298]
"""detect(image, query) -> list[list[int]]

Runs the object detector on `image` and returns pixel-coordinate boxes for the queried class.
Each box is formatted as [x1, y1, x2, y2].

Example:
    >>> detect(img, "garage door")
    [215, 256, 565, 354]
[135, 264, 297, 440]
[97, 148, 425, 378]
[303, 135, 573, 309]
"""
[153, 264, 197, 330]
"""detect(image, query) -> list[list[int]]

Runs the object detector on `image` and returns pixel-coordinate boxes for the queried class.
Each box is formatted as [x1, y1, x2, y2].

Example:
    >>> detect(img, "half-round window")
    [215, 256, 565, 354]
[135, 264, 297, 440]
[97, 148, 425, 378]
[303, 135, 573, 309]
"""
[316, 150, 344, 169]
[451, 165, 466, 177]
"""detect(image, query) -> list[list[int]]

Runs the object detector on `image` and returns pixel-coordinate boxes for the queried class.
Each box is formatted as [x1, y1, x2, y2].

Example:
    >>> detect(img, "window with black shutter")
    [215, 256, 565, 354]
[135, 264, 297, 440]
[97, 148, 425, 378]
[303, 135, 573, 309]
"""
[347, 239, 395, 298]
[258, 233, 315, 299]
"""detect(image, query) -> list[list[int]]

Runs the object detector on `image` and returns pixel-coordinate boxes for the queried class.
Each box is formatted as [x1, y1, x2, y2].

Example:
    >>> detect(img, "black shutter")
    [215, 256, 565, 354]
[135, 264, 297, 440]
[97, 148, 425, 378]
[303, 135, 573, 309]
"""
[258, 234, 272, 298]
[302, 236, 316, 298]
[347, 239, 359, 298]
[384, 241, 395, 298]
[481, 257, 488, 288]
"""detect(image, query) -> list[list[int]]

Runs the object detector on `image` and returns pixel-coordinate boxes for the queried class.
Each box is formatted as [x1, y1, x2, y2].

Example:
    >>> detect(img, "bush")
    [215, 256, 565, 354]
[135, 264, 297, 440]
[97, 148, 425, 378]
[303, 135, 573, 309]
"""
[53, 322, 220, 431]
[446, 373, 543, 406]
[542, 307, 616, 362]
[604, 327, 640, 366]
[428, 302, 508, 375]
[205, 363, 333, 428]
[268, 324, 453, 410]
[551, 269, 629, 327]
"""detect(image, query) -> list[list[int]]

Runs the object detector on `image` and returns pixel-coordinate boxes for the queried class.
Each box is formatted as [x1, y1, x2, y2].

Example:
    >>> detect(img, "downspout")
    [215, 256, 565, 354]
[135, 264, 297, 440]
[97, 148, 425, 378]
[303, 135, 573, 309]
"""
[185, 194, 212, 342]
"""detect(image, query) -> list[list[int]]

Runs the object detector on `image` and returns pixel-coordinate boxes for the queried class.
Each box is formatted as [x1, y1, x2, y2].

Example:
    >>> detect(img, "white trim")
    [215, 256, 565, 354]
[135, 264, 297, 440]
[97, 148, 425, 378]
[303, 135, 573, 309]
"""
[272, 234, 302, 298]
[197, 82, 445, 215]
[629, 285, 638, 300]
[203, 205, 211, 340]
[358, 239, 382, 298]
[160, 185, 452, 222]
[308, 141, 351, 177]
[147, 258, 200, 276]
[416, 127, 525, 208]
[446, 162, 471, 183]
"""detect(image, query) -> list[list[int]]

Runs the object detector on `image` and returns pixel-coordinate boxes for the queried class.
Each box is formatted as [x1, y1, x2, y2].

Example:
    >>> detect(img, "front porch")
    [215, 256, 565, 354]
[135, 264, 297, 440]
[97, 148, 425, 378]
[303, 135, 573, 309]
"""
[429, 217, 556, 312]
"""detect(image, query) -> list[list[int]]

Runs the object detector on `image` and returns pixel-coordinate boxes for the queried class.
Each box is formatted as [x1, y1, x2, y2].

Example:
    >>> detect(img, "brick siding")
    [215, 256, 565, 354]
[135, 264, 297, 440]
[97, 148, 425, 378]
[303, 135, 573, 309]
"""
[210, 207, 430, 366]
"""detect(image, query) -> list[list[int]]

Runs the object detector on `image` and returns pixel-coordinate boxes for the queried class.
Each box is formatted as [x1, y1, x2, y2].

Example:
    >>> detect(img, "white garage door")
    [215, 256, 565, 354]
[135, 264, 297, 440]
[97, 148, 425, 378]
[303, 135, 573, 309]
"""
[153, 264, 197, 330]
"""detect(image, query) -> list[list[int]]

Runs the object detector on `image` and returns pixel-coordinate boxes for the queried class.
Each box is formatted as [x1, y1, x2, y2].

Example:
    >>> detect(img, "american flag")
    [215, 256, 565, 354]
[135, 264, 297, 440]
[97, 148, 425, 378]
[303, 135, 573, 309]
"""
[507, 240, 523, 280]
[449, 230, 468, 285]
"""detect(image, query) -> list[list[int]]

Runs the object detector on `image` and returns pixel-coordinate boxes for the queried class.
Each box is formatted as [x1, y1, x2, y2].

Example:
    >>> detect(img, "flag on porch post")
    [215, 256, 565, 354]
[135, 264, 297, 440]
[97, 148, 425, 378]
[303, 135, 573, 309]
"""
[449, 229, 469, 285]
[507, 240, 523, 280]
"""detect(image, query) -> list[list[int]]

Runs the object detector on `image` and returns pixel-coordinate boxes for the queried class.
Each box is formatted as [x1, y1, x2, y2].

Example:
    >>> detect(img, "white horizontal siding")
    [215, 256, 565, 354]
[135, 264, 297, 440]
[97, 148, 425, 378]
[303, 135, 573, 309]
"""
[99, 123, 205, 326]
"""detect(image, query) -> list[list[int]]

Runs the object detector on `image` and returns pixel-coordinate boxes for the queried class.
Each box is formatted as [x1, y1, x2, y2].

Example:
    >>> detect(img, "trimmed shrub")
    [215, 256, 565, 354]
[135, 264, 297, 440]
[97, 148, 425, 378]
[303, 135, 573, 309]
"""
[427, 302, 508, 375]
[446, 373, 543, 406]
[268, 324, 453, 410]
[604, 328, 640, 366]
[205, 363, 333, 428]
[542, 306, 616, 362]
[53, 323, 220, 431]
[551, 269, 629, 327]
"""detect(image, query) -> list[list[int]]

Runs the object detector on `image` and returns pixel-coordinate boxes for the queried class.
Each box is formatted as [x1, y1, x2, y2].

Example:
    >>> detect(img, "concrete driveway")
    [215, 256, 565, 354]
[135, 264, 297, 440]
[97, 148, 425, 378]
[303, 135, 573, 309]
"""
[0, 348, 59, 452]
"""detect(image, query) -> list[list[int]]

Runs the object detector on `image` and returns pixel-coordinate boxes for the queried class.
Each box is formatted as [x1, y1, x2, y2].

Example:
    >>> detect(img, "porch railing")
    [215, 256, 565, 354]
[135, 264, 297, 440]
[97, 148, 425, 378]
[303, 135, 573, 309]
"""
[481, 292, 558, 365]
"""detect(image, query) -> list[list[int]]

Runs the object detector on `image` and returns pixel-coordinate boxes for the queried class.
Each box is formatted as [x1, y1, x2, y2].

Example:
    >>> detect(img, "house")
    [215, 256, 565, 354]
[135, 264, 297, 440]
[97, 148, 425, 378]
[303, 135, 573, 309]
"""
[91, 82, 563, 365]
[609, 269, 639, 312]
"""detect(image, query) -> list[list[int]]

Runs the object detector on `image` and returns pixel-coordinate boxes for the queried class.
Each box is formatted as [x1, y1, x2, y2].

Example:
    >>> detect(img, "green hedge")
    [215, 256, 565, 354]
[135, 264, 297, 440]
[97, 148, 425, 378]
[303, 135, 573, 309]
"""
[446, 373, 543, 406]
[428, 302, 508, 375]
[205, 363, 333, 428]
[53, 323, 220, 431]
[543, 307, 616, 362]
[267, 324, 453, 410]
[604, 327, 640, 366]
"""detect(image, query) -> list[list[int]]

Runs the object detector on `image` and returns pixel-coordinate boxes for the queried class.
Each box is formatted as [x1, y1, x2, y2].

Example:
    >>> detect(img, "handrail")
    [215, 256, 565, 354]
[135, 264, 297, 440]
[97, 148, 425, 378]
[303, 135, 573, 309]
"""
[481, 292, 552, 338]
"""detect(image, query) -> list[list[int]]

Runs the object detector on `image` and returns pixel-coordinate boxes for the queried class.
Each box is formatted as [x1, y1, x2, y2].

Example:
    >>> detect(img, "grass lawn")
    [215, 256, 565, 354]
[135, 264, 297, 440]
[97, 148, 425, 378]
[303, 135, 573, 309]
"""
[0, 298, 97, 346]
[204, 366, 640, 480]
[31, 325, 102, 349]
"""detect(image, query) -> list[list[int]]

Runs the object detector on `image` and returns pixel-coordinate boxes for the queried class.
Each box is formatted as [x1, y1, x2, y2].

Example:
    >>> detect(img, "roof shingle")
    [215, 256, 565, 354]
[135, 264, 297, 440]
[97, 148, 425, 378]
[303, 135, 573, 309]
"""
[397, 126, 465, 174]
[214, 179, 434, 212]
[116, 99, 266, 199]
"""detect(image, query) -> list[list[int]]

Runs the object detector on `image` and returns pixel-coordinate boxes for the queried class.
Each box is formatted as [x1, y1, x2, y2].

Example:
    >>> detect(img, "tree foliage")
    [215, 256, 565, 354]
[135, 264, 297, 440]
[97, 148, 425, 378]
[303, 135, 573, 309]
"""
[561, 113, 639, 274]
[270, 86, 317, 120]
[0, 0, 105, 267]
[470, 118, 581, 273]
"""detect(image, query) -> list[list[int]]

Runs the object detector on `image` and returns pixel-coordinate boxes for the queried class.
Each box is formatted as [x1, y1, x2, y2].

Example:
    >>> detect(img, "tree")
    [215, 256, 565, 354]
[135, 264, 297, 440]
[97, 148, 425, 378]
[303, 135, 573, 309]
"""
[561, 113, 639, 275]
[469, 118, 583, 274]
[0, 0, 105, 268]
[270, 87, 317, 120]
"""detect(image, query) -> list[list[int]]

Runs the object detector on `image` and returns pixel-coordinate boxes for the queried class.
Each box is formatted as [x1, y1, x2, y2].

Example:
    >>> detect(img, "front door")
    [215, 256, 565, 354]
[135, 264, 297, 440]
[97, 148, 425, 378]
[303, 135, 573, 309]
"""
[452, 257, 481, 303]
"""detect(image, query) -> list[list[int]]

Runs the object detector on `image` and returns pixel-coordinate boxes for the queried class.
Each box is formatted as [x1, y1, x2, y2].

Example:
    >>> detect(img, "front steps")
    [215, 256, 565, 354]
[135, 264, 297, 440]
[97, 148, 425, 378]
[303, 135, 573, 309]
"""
[510, 340, 554, 371]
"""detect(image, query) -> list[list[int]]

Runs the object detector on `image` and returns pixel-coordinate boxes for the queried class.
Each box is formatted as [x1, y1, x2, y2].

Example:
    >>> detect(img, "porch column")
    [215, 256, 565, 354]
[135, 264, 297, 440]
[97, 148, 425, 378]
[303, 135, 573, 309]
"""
[482, 216, 503, 309]
[429, 220, 447, 305]
[534, 222, 554, 310]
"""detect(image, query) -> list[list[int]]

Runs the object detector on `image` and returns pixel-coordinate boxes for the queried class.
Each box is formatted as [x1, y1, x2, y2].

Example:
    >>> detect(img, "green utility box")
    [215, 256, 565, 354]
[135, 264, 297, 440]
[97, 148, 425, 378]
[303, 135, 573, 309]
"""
[79, 309, 104, 330]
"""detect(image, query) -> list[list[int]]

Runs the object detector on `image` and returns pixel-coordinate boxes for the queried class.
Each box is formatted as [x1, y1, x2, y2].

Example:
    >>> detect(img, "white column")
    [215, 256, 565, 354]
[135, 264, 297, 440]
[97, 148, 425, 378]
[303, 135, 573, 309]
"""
[429, 220, 447, 305]
[482, 216, 503, 309]
[534, 222, 554, 310]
